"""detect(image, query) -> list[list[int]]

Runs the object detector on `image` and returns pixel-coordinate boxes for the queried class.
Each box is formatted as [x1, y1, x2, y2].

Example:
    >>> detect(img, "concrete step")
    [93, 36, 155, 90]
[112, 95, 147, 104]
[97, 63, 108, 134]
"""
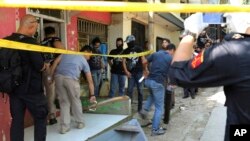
[200, 106, 227, 141]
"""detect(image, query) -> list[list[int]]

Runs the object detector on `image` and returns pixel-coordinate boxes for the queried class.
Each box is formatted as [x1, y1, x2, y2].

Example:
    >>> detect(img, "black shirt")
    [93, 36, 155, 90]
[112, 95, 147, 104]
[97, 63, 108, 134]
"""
[41, 37, 61, 62]
[11, 33, 44, 95]
[123, 46, 143, 73]
[170, 33, 250, 125]
[89, 48, 103, 71]
[108, 48, 125, 75]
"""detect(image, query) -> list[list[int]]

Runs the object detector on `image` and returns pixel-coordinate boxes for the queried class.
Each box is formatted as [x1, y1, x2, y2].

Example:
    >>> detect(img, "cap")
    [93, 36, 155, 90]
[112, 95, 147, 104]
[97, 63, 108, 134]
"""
[124, 35, 135, 43]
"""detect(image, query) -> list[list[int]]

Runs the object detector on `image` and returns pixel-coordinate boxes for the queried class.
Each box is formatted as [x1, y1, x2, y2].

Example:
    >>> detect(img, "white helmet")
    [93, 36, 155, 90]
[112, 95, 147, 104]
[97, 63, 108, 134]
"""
[224, 12, 250, 33]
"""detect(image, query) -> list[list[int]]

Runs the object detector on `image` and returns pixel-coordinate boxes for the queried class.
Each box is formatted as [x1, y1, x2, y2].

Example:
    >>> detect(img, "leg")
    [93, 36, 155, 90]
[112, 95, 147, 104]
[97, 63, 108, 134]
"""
[55, 76, 71, 130]
[135, 73, 143, 112]
[91, 70, 99, 97]
[43, 70, 57, 121]
[183, 87, 189, 98]
[108, 73, 118, 98]
[64, 78, 83, 124]
[190, 88, 196, 99]
[26, 94, 48, 141]
[151, 82, 165, 130]
[118, 74, 126, 96]
[143, 79, 154, 111]
[127, 75, 135, 100]
[164, 90, 172, 124]
[9, 95, 26, 141]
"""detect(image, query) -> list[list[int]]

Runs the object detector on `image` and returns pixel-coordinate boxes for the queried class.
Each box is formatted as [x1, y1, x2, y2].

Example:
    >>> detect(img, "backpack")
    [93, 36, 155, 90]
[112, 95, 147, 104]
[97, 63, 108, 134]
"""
[0, 34, 25, 94]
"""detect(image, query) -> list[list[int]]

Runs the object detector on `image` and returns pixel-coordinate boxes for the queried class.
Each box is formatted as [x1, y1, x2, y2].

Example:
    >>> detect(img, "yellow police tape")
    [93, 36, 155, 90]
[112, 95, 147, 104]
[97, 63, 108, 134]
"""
[1, 1, 250, 12]
[0, 39, 153, 58]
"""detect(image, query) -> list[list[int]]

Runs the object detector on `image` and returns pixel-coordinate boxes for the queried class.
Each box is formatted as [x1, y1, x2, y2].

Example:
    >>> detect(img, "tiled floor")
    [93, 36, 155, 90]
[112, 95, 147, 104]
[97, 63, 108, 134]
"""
[24, 114, 128, 141]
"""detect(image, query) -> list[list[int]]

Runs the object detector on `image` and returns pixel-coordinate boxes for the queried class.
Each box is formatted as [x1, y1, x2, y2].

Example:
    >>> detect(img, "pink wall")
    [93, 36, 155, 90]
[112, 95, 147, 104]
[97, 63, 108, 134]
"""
[67, 16, 78, 51]
[0, 8, 17, 141]
[67, 12, 111, 51]
[78, 11, 111, 25]
[0, 8, 16, 38]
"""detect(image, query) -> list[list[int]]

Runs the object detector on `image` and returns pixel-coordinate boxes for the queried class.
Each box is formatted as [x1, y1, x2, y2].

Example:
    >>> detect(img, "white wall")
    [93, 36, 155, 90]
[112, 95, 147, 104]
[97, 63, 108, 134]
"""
[108, 13, 124, 52]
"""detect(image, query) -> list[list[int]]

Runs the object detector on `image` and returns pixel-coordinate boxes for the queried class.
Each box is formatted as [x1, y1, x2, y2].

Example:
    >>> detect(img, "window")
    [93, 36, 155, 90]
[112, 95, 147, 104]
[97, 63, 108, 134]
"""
[77, 18, 107, 48]
[132, 21, 146, 47]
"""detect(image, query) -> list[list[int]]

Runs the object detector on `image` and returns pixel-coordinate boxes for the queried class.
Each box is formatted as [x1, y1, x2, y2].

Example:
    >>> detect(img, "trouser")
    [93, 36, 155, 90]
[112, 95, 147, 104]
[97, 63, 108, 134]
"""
[91, 70, 102, 97]
[143, 79, 165, 130]
[42, 69, 56, 119]
[184, 87, 196, 97]
[109, 73, 126, 97]
[164, 89, 173, 124]
[10, 93, 48, 141]
[55, 75, 83, 129]
[127, 72, 143, 112]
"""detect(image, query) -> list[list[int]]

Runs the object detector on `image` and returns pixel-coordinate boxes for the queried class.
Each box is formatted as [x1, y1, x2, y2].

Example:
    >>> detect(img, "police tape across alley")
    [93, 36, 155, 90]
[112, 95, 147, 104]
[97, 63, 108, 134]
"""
[1, 1, 250, 57]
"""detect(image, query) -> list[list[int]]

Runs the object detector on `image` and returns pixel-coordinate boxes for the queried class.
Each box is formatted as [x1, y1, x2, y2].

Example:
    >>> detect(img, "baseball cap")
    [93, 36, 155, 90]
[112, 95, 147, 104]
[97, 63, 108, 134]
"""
[124, 35, 135, 43]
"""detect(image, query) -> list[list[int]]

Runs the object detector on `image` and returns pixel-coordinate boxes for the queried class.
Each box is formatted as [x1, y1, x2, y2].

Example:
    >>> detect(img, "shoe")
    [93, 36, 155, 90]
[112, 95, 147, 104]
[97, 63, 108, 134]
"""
[139, 109, 148, 120]
[182, 95, 189, 99]
[159, 127, 167, 131]
[60, 127, 70, 134]
[49, 118, 57, 125]
[190, 94, 195, 99]
[151, 128, 166, 136]
[77, 122, 85, 129]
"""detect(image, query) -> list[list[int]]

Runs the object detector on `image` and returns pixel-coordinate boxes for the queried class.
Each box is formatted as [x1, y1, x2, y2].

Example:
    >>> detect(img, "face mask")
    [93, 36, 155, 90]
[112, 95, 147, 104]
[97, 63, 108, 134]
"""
[117, 44, 123, 50]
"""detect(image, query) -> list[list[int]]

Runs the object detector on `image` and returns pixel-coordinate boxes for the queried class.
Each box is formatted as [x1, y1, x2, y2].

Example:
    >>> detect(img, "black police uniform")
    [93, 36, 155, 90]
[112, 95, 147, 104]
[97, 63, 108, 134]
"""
[170, 33, 250, 141]
[10, 33, 48, 141]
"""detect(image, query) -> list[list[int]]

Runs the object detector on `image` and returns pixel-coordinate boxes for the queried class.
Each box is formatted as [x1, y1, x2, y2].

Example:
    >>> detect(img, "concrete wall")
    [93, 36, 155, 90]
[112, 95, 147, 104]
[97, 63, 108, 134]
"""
[154, 23, 180, 48]
[108, 12, 181, 51]
[108, 13, 124, 51]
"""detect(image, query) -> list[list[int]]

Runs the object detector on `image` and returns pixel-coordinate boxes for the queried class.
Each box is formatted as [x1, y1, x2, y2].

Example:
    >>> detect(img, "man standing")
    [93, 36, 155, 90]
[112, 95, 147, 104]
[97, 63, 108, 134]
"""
[140, 38, 173, 136]
[170, 12, 250, 141]
[50, 48, 96, 134]
[122, 35, 144, 112]
[41, 26, 64, 125]
[108, 38, 126, 97]
[9, 14, 48, 141]
[89, 37, 104, 97]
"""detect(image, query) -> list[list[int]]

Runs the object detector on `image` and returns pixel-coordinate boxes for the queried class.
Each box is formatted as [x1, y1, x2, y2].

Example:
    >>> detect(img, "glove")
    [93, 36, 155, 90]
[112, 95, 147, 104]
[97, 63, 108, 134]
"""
[224, 12, 250, 33]
[184, 13, 208, 38]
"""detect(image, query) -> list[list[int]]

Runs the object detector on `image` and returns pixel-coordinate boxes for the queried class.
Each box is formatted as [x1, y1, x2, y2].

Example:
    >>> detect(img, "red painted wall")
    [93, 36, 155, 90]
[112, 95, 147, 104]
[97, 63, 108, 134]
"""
[67, 12, 111, 51]
[67, 16, 78, 51]
[0, 8, 17, 141]
[78, 11, 111, 25]
[0, 8, 16, 38]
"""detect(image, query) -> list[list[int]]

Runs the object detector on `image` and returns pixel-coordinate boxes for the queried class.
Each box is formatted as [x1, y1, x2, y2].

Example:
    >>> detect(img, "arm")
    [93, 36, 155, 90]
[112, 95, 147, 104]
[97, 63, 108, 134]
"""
[122, 58, 131, 78]
[85, 72, 96, 102]
[50, 55, 62, 77]
[141, 56, 149, 78]
[53, 40, 65, 49]
[108, 59, 113, 67]
[172, 35, 195, 63]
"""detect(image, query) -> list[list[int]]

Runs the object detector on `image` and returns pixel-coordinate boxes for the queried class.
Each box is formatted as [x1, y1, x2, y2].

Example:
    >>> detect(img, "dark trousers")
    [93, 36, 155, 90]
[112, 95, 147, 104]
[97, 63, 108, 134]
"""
[127, 72, 143, 112]
[164, 89, 173, 124]
[10, 93, 48, 141]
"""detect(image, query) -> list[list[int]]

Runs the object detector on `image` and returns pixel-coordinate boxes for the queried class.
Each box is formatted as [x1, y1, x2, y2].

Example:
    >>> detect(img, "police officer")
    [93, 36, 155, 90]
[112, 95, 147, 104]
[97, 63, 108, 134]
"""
[169, 12, 250, 141]
[9, 14, 48, 141]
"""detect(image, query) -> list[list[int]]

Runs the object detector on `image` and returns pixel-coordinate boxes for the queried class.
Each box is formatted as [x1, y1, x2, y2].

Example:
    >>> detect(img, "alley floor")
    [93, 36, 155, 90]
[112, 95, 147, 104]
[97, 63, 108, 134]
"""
[133, 87, 226, 141]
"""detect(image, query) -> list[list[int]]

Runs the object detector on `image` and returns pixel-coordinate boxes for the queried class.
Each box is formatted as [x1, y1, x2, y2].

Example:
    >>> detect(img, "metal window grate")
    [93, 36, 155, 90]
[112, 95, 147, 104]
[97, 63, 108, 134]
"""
[77, 18, 107, 35]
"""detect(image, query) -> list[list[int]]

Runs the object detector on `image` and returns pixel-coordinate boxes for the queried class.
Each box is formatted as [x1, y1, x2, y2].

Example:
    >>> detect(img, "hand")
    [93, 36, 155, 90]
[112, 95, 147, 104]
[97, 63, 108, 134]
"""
[125, 71, 131, 78]
[184, 13, 208, 37]
[89, 95, 96, 103]
[44, 63, 50, 70]
[143, 70, 149, 78]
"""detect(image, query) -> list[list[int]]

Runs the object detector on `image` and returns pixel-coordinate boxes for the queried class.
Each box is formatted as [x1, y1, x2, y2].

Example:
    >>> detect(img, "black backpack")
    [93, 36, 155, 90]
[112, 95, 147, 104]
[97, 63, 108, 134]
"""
[0, 34, 25, 94]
